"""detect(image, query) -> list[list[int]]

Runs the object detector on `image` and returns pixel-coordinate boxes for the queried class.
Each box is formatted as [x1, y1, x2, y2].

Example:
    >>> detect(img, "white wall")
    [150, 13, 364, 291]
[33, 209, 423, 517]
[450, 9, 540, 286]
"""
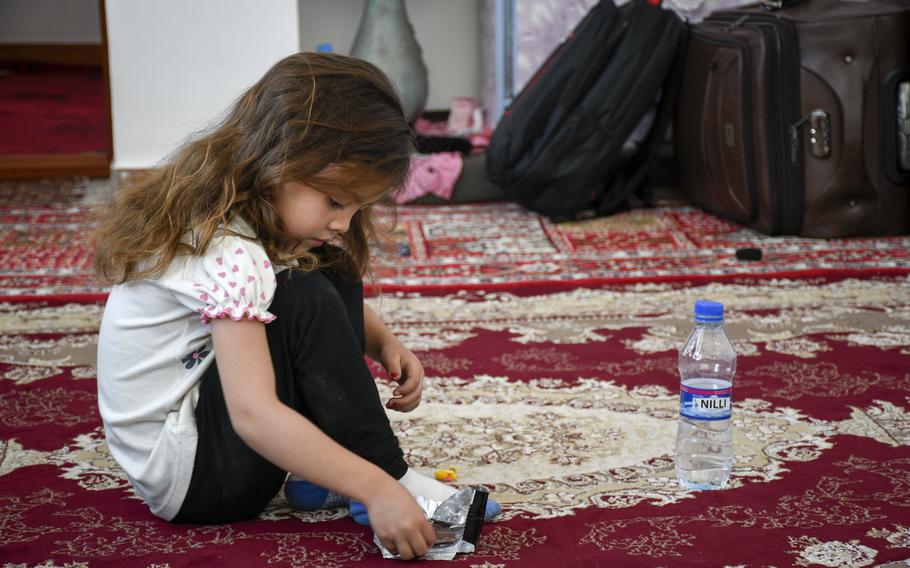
[106, 0, 300, 169]
[0, 0, 100, 43]
[297, 0, 479, 111]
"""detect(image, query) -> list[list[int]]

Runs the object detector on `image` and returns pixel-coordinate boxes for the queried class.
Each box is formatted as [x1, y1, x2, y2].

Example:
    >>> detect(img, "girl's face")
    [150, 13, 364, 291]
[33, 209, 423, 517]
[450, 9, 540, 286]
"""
[274, 179, 373, 251]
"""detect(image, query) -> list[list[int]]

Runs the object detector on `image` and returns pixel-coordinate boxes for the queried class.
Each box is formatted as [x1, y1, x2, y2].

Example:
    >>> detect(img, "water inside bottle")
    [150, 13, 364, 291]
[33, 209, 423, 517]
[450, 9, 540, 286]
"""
[676, 378, 733, 490]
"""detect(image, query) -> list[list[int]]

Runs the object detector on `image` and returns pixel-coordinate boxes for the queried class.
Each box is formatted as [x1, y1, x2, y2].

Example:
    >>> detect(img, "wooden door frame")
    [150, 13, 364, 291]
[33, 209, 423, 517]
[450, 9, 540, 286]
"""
[0, 0, 112, 179]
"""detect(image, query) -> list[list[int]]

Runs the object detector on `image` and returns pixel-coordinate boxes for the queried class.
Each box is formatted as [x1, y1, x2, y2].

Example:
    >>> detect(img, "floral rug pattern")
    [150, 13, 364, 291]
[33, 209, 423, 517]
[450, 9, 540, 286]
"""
[3, 276, 910, 566]
[2, 178, 909, 299]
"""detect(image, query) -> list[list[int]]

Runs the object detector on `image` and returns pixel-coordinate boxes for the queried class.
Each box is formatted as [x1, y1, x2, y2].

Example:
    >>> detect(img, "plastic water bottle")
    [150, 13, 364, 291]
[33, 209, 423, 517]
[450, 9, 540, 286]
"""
[675, 299, 736, 490]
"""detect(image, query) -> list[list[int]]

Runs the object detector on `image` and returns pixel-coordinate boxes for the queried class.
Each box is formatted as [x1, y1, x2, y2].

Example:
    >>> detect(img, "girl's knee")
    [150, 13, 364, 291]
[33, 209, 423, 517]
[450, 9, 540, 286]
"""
[268, 268, 365, 354]
[272, 269, 358, 326]
[271, 270, 334, 316]
[272, 268, 361, 316]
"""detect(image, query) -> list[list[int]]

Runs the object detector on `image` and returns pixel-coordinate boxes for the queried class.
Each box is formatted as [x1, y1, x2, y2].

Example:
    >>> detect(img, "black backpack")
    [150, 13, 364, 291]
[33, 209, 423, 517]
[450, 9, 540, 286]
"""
[486, 0, 687, 221]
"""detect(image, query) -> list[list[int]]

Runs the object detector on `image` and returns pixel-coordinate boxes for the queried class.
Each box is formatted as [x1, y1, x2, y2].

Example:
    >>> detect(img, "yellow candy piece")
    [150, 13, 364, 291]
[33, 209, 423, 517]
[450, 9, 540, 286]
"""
[434, 467, 458, 482]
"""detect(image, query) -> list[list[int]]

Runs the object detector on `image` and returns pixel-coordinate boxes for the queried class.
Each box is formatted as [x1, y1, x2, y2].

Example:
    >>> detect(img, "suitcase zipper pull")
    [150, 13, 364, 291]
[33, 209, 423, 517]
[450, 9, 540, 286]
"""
[760, 0, 798, 10]
[723, 15, 750, 31]
[790, 110, 831, 165]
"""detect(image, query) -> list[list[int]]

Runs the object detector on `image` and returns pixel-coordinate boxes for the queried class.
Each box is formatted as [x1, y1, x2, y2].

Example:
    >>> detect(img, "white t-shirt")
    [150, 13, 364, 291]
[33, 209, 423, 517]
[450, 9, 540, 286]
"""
[96, 218, 280, 520]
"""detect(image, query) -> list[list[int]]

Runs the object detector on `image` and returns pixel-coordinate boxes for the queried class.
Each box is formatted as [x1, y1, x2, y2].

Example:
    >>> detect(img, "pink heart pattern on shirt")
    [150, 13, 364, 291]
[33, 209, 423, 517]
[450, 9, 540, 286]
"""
[199, 240, 276, 322]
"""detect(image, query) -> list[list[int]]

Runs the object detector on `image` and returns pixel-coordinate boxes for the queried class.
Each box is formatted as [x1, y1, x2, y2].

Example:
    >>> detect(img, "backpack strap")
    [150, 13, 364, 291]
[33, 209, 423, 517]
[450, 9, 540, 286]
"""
[594, 25, 687, 216]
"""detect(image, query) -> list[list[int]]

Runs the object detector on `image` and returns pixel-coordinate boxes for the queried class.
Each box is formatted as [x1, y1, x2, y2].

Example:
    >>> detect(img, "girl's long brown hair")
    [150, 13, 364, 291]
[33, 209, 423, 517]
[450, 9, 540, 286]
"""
[93, 52, 412, 284]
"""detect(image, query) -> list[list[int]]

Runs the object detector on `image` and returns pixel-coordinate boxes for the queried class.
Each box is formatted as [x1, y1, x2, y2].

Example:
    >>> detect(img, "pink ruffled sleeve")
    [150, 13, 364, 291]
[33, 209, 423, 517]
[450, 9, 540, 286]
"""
[178, 236, 279, 325]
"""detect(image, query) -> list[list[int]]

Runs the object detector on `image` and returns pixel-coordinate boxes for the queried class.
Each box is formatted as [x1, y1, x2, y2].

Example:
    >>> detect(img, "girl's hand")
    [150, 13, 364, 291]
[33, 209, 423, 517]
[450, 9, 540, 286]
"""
[366, 479, 436, 560]
[379, 338, 425, 413]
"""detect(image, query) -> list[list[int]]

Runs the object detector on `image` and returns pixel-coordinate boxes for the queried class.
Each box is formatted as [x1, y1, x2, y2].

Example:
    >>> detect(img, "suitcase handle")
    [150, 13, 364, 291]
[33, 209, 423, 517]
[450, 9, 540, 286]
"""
[760, 0, 798, 9]
[898, 81, 910, 172]
[883, 68, 910, 185]
[790, 110, 831, 165]
[760, 0, 840, 11]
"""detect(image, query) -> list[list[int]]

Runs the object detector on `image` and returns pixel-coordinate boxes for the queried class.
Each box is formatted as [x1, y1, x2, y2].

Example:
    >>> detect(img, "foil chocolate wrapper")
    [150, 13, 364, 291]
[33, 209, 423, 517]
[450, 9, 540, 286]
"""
[375, 487, 489, 560]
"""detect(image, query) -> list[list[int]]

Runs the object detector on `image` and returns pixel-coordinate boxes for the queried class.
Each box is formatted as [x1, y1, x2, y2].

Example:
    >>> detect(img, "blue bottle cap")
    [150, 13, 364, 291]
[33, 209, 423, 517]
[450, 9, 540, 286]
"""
[694, 300, 724, 323]
[316, 43, 333, 53]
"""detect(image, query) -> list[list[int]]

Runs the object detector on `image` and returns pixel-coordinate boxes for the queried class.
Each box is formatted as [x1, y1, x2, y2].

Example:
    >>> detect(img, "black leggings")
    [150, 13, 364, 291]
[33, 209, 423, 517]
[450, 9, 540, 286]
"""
[173, 267, 407, 524]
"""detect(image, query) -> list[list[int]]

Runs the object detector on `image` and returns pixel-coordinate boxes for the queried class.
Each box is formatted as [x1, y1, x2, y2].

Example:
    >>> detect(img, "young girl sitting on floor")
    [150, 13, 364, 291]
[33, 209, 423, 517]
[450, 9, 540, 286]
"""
[93, 52, 497, 560]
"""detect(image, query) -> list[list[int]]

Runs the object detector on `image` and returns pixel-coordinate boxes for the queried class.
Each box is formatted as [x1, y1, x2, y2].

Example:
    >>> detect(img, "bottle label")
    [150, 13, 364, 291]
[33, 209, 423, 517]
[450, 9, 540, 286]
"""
[680, 383, 732, 421]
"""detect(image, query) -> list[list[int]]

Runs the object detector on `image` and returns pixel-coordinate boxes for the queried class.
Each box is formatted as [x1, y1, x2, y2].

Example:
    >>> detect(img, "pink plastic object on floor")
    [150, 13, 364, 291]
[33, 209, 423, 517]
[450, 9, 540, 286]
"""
[394, 152, 464, 204]
[413, 117, 450, 137]
[447, 97, 480, 135]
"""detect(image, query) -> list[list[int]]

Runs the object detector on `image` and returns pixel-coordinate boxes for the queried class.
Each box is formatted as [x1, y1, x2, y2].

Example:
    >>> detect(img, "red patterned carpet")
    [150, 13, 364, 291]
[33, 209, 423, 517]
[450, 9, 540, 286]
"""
[1, 178, 909, 300]
[0, 63, 110, 155]
[2, 179, 910, 567]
